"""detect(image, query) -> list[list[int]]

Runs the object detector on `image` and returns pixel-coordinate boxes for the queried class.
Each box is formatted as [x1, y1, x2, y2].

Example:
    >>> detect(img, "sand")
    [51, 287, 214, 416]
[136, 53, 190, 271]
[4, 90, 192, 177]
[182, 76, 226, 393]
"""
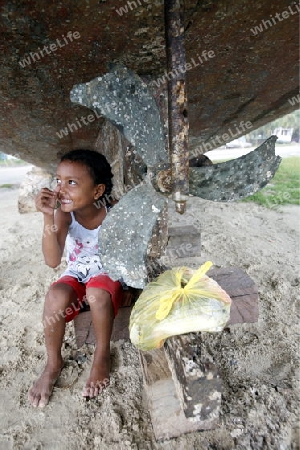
[0, 187, 299, 450]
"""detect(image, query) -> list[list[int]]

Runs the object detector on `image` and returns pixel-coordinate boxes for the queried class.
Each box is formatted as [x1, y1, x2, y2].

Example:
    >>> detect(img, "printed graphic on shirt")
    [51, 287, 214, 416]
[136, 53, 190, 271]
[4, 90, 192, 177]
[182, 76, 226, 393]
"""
[60, 212, 106, 283]
[75, 254, 103, 282]
[69, 237, 98, 260]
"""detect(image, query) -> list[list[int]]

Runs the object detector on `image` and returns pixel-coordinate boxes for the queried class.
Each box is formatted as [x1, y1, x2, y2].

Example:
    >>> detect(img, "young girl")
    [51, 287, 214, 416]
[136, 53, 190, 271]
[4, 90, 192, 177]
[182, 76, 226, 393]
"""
[28, 149, 124, 408]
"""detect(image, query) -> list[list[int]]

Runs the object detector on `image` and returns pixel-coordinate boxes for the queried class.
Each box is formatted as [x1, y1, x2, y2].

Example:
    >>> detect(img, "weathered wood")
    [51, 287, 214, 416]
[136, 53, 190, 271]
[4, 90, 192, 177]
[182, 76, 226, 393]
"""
[73, 310, 92, 348]
[139, 348, 217, 440]
[208, 267, 259, 324]
[165, 224, 201, 259]
[73, 267, 258, 347]
[73, 306, 134, 347]
[164, 333, 222, 422]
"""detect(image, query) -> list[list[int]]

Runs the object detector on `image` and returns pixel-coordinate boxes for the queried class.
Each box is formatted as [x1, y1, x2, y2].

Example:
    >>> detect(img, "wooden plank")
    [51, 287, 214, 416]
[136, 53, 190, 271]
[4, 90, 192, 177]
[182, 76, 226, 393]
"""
[73, 267, 258, 347]
[166, 224, 201, 258]
[73, 310, 92, 348]
[73, 306, 133, 347]
[139, 348, 217, 440]
[208, 267, 259, 324]
[164, 333, 222, 422]
[111, 307, 133, 341]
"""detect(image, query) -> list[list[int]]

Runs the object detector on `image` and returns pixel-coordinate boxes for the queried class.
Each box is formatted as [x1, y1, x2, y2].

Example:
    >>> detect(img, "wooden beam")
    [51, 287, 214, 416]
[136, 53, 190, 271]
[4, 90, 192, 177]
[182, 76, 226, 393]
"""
[139, 267, 258, 438]
[164, 333, 222, 422]
[74, 306, 134, 347]
[139, 348, 217, 440]
[165, 224, 201, 258]
[208, 267, 259, 325]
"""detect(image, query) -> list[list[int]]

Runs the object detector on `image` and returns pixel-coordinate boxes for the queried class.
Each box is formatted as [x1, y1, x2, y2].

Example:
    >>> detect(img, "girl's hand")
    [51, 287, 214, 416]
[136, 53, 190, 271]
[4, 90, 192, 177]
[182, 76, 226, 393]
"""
[35, 186, 60, 216]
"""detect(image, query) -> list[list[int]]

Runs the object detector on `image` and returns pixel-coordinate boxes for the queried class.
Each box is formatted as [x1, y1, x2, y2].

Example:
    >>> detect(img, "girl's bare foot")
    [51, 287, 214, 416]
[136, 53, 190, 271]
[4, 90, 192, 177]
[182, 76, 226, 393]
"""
[28, 360, 63, 408]
[82, 354, 110, 398]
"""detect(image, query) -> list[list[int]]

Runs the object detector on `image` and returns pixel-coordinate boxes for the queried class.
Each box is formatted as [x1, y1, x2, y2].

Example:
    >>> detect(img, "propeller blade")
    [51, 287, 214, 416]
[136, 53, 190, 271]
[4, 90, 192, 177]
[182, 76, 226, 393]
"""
[189, 136, 281, 201]
[70, 64, 168, 167]
[99, 181, 168, 289]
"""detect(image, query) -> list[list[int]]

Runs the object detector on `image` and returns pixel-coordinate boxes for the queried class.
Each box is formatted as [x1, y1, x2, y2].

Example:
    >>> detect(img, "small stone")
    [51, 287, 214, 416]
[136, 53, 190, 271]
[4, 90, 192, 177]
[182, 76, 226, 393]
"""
[18, 166, 53, 213]
[231, 428, 244, 438]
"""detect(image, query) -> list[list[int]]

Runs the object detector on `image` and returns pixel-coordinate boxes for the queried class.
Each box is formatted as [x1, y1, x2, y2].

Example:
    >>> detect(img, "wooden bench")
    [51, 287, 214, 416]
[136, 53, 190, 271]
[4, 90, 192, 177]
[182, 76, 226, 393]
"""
[73, 266, 258, 440]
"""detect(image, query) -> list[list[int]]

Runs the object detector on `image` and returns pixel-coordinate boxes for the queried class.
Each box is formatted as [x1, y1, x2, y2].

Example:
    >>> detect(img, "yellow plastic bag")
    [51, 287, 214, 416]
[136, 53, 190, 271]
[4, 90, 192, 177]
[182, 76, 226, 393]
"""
[129, 261, 231, 351]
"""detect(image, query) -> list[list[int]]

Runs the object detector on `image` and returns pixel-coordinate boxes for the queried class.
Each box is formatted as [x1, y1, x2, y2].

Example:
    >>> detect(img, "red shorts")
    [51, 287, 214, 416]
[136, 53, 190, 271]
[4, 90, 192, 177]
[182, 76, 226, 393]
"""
[51, 274, 123, 322]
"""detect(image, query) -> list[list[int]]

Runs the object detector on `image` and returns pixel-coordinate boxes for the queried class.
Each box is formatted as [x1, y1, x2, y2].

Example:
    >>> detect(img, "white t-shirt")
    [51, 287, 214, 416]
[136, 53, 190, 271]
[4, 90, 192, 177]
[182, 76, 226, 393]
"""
[61, 212, 105, 283]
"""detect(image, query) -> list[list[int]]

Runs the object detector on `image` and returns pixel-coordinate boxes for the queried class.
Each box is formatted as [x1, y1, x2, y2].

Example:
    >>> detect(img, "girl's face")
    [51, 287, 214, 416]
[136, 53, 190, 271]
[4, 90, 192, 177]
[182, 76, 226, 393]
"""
[55, 160, 105, 212]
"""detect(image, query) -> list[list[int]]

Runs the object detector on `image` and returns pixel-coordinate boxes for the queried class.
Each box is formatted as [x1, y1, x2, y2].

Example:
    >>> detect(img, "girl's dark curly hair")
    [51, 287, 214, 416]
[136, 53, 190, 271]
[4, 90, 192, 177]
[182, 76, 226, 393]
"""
[60, 149, 113, 205]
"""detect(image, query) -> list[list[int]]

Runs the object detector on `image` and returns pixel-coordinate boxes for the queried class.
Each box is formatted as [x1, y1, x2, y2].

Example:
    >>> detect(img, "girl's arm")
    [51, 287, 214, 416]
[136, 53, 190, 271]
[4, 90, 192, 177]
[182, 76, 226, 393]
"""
[42, 208, 70, 267]
[35, 187, 70, 268]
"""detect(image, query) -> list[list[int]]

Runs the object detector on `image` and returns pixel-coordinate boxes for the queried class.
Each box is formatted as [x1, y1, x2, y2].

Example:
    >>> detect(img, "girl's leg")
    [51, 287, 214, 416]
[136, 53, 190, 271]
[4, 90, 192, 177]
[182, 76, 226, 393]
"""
[28, 283, 78, 407]
[82, 287, 114, 398]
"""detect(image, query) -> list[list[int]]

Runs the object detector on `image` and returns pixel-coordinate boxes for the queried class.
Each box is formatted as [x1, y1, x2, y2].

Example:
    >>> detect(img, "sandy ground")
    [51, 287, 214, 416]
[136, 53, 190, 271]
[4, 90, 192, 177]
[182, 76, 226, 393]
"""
[0, 165, 33, 185]
[0, 187, 299, 450]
